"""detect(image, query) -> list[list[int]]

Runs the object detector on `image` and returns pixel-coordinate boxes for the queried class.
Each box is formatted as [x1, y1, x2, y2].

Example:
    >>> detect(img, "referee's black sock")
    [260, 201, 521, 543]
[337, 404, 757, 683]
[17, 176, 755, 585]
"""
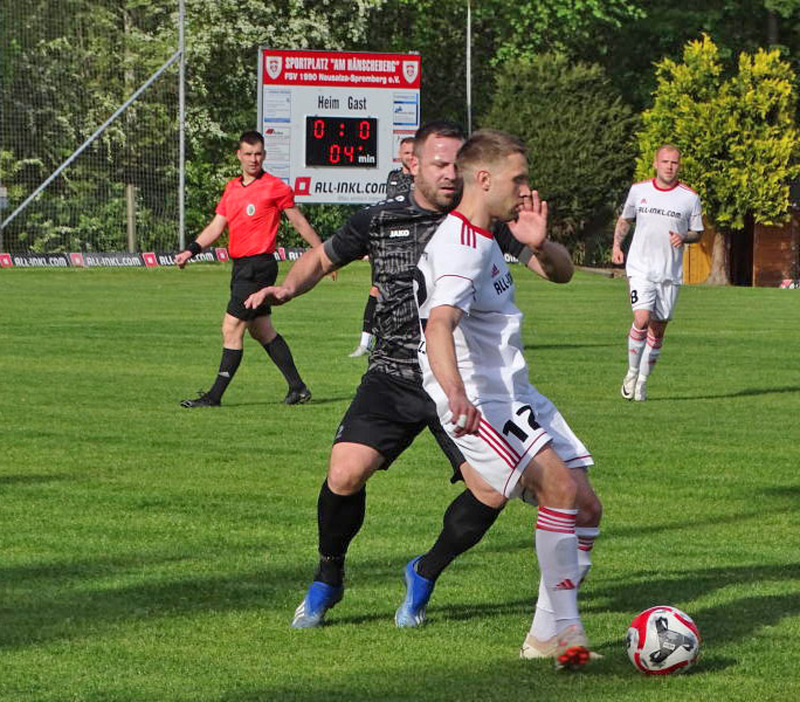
[207, 347, 243, 402]
[263, 334, 305, 391]
[416, 490, 502, 582]
[362, 293, 377, 333]
[314, 480, 366, 587]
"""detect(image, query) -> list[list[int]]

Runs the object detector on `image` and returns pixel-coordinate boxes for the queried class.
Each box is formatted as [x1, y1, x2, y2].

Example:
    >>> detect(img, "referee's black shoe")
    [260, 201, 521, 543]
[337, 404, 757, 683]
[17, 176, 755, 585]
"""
[284, 386, 312, 405]
[180, 391, 221, 408]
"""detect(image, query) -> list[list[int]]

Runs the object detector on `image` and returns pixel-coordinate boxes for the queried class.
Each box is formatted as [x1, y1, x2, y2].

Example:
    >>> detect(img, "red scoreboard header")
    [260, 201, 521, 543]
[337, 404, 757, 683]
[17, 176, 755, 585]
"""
[262, 50, 421, 89]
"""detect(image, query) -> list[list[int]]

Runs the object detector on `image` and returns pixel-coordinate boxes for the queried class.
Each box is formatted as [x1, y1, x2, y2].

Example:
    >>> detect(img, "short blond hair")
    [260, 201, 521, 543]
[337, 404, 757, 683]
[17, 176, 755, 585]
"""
[457, 129, 527, 174]
[655, 144, 681, 160]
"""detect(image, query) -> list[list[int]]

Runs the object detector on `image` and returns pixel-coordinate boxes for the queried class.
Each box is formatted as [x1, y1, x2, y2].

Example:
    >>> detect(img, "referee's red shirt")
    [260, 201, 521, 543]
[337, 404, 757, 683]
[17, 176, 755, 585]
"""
[215, 171, 295, 258]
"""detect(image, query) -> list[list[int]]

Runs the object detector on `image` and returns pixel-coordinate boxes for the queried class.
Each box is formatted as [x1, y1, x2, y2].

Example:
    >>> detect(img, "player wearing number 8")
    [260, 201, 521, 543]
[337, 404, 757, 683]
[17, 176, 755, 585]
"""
[415, 129, 599, 669]
[612, 145, 704, 401]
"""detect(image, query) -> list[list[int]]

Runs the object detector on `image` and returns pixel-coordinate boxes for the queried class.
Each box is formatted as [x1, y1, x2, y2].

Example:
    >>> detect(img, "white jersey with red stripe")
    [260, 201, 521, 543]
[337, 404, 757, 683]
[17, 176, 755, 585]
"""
[416, 211, 528, 400]
[622, 179, 703, 284]
[415, 211, 592, 498]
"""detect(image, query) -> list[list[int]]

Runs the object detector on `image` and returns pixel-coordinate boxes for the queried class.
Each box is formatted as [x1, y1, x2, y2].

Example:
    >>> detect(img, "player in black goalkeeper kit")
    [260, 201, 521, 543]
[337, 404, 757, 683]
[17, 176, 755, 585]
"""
[244, 122, 600, 637]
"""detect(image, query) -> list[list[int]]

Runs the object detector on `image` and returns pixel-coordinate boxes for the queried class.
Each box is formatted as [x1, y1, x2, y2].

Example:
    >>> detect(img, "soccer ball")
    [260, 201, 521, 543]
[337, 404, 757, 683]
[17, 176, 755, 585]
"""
[626, 606, 701, 675]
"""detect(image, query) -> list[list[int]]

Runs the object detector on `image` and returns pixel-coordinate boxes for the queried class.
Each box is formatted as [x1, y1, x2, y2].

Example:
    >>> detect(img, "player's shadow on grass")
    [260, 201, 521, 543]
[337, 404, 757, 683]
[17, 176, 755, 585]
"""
[232, 395, 352, 407]
[0, 553, 429, 650]
[648, 384, 800, 401]
[0, 473, 71, 487]
[524, 342, 617, 351]
[586, 562, 800, 667]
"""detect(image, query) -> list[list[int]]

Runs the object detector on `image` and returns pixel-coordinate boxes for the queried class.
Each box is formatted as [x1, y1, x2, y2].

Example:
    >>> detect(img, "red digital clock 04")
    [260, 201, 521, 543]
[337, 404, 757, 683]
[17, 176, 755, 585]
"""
[305, 116, 378, 168]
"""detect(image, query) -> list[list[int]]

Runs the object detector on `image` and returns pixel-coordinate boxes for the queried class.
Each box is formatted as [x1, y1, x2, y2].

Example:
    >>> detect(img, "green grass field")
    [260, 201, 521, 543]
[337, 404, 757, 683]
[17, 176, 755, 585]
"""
[1, 263, 798, 701]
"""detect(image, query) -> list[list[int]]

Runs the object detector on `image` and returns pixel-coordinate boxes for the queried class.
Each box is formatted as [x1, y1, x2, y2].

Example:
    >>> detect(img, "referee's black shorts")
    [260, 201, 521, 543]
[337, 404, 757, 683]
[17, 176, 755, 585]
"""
[334, 369, 465, 478]
[227, 253, 278, 320]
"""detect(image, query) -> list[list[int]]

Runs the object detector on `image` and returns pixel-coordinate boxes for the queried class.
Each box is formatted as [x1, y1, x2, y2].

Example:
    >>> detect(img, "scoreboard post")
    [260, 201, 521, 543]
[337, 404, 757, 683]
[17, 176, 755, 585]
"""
[258, 49, 421, 204]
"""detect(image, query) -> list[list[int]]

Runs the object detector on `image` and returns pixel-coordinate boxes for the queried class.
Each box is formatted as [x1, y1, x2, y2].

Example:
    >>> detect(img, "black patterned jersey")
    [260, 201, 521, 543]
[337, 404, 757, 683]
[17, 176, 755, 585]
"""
[385, 169, 414, 199]
[323, 194, 525, 384]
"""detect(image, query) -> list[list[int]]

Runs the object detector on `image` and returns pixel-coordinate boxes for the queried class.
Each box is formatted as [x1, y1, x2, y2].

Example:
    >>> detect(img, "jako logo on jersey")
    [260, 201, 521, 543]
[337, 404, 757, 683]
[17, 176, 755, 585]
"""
[491, 263, 501, 278]
[246, 204, 256, 216]
[555, 579, 576, 590]
[389, 229, 410, 238]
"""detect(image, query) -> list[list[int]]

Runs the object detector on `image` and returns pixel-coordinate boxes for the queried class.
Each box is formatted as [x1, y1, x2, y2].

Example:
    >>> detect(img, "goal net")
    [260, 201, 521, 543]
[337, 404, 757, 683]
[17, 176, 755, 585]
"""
[0, 1, 180, 255]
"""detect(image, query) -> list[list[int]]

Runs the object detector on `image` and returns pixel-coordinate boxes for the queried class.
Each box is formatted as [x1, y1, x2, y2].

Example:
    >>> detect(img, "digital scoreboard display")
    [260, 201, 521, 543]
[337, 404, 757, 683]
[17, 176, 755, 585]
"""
[305, 116, 378, 168]
[259, 49, 421, 203]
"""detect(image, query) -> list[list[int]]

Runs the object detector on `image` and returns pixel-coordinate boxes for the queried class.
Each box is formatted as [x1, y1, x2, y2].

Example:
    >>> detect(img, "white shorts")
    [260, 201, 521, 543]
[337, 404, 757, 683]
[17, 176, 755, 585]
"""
[436, 387, 593, 500]
[628, 277, 680, 321]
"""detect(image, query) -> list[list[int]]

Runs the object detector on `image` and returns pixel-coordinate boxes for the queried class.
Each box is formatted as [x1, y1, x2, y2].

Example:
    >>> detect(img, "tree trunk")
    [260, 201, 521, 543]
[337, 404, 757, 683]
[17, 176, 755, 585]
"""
[767, 11, 779, 45]
[706, 228, 731, 285]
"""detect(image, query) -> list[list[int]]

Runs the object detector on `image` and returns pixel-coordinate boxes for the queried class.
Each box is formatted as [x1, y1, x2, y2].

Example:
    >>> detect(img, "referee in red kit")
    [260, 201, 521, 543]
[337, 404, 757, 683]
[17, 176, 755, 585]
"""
[176, 130, 322, 407]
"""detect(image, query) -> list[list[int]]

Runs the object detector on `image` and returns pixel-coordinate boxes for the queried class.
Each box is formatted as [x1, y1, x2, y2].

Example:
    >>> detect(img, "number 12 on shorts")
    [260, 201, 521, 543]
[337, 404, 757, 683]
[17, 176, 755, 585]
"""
[502, 404, 540, 442]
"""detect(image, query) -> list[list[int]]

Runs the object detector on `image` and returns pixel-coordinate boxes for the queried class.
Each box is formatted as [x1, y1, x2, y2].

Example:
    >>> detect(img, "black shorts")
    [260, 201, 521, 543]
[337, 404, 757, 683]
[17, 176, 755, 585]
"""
[334, 369, 464, 478]
[227, 254, 278, 320]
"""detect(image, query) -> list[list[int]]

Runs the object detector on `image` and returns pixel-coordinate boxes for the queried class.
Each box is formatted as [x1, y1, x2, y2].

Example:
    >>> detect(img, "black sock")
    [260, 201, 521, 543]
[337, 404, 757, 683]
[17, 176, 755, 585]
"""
[263, 334, 304, 391]
[416, 490, 502, 582]
[314, 480, 366, 587]
[206, 348, 242, 401]
[362, 294, 377, 334]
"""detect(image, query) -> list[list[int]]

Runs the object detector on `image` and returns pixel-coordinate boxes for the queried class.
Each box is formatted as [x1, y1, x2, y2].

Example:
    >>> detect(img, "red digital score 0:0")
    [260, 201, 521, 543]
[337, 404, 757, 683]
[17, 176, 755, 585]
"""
[305, 116, 378, 168]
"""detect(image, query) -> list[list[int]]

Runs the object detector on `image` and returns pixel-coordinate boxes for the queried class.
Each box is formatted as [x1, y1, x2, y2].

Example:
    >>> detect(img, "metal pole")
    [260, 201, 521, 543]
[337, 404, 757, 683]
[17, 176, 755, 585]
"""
[126, 185, 136, 252]
[1, 49, 182, 231]
[178, 0, 186, 250]
[466, 0, 472, 135]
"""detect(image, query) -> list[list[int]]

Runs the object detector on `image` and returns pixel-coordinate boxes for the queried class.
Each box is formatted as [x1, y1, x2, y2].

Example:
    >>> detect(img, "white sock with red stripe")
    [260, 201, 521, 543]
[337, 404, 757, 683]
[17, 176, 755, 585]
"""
[577, 526, 599, 584]
[639, 332, 663, 377]
[530, 524, 599, 640]
[627, 325, 647, 373]
[534, 506, 580, 635]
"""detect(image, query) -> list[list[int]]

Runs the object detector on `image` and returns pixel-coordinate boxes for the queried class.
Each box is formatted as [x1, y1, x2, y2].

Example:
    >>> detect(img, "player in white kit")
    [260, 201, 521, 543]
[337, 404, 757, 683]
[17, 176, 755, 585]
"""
[612, 145, 704, 401]
[414, 129, 597, 670]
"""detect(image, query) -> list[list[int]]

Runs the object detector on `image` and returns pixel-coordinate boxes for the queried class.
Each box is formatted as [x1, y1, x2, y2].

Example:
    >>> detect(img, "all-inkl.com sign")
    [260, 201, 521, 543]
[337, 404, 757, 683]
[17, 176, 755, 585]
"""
[258, 49, 421, 205]
[0, 248, 302, 269]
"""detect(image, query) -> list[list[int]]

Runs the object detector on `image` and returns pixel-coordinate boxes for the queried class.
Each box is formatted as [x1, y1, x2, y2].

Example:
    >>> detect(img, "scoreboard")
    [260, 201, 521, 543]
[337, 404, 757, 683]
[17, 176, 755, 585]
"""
[258, 49, 421, 204]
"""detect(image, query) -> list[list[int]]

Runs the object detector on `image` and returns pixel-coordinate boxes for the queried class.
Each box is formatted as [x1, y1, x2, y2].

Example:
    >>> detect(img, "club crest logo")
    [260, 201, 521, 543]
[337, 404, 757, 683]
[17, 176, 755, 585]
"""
[246, 204, 256, 216]
[402, 60, 419, 84]
[265, 56, 283, 80]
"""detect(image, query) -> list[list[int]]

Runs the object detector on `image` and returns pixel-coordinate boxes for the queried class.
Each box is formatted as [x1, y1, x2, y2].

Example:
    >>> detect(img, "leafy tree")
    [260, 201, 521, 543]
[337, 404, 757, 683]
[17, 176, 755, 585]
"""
[361, 0, 643, 126]
[483, 53, 638, 264]
[634, 35, 800, 283]
[580, 0, 800, 110]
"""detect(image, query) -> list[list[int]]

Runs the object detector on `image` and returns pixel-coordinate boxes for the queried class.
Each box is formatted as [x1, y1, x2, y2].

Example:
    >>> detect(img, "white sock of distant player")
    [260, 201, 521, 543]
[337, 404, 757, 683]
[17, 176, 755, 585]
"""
[638, 332, 663, 378]
[359, 331, 373, 348]
[627, 324, 647, 373]
[530, 525, 598, 640]
[534, 506, 580, 634]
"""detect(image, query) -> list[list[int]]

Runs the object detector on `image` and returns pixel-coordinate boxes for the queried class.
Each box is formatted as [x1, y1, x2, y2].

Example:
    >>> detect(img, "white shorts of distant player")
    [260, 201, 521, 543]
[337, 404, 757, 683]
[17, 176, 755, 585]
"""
[435, 385, 594, 501]
[628, 276, 680, 322]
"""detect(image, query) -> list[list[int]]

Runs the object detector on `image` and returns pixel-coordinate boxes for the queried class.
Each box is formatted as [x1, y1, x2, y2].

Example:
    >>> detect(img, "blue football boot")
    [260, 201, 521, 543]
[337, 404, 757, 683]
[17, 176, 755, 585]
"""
[291, 581, 344, 629]
[395, 556, 435, 628]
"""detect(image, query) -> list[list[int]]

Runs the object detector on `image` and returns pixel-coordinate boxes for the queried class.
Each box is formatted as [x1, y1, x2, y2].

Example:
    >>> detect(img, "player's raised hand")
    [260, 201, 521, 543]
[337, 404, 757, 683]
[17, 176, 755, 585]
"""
[244, 285, 293, 309]
[509, 188, 548, 251]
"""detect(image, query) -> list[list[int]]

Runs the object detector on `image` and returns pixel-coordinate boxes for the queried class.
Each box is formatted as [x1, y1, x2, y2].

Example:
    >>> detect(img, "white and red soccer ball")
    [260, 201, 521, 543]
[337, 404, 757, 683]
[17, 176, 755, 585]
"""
[626, 606, 701, 675]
